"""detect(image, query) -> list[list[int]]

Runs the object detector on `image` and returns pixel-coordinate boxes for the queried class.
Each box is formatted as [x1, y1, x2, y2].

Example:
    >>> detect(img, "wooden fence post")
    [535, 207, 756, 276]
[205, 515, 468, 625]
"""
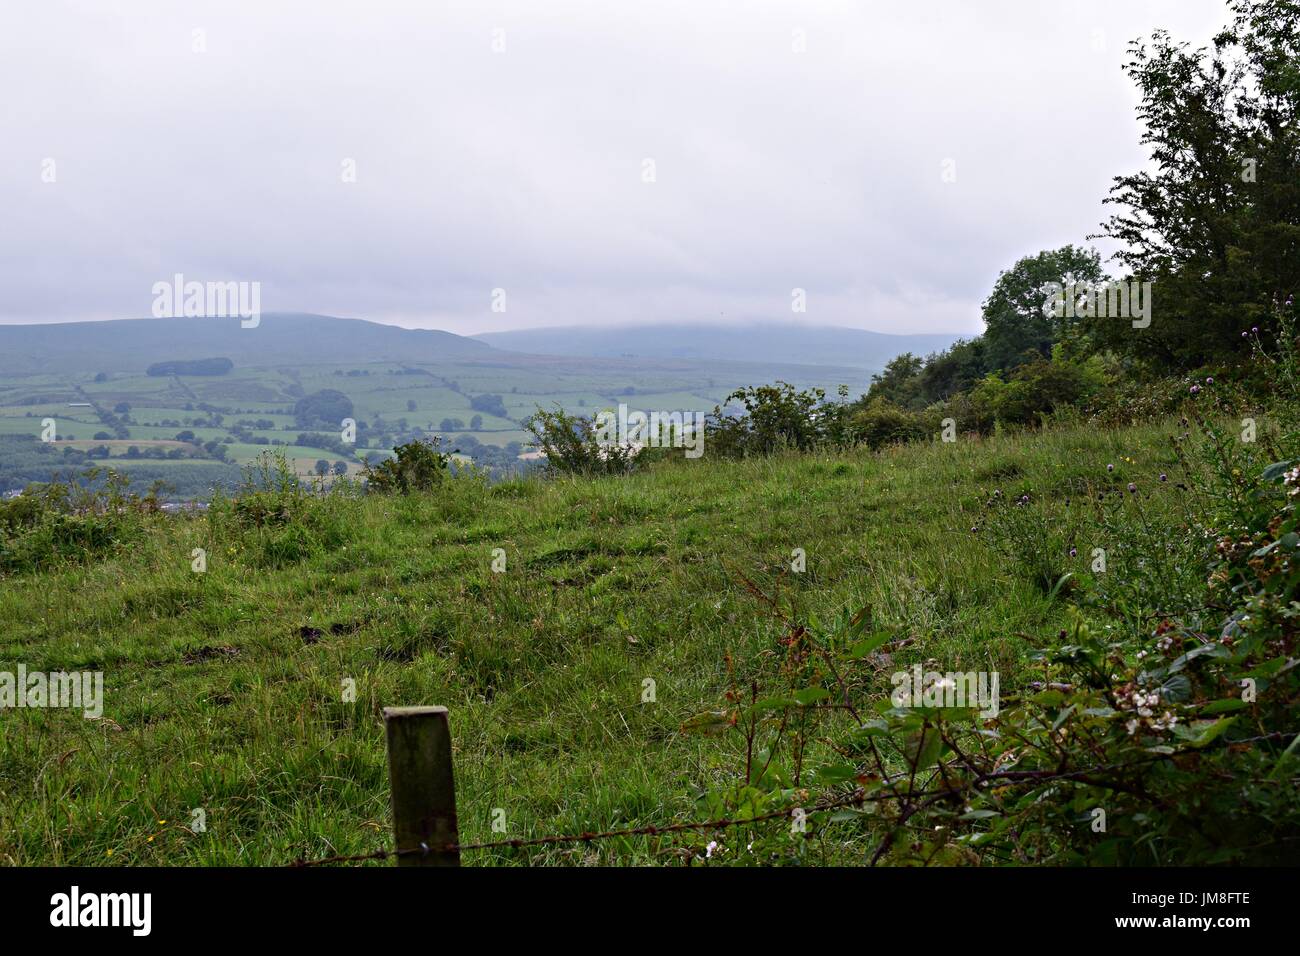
[383, 706, 460, 867]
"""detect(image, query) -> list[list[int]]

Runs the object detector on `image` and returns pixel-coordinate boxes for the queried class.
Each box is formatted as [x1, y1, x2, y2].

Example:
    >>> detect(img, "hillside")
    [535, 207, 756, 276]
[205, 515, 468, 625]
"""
[0, 314, 496, 375]
[0, 420, 1221, 865]
[473, 322, 964, 371]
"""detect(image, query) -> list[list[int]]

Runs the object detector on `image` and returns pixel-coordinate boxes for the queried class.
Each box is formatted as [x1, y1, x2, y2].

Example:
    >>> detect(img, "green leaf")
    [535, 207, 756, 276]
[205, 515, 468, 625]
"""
[1269, 730, 1300, 779]
[809, 763, 859, 785]
[845, 630, 892, 660]
[1189, 716, 1237, 748]
[679, 710, 733, 735]
[1047, 572, 1074, 602]
[1261, 459, 1298, 482]
[904, 725, 944, 771]
[1200, 698, 1249, 715]
[1160, 673, 1193, 703]
[790, 687, 832, 706]
[1051, 704, 1077, 732]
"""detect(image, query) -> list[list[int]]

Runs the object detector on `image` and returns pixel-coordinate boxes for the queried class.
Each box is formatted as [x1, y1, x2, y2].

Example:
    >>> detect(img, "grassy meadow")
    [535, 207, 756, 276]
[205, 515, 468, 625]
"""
[0, 420, 1192, 865]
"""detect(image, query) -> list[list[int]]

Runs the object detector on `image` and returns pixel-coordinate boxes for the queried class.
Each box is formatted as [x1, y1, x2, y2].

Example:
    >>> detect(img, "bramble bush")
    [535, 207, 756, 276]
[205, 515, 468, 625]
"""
[522, 406, 643, 476]
[361, 438, 452, 493]
[682, 302, 1300, 866]
[0, 467, 164, 575]
[208, 450, 358, 568]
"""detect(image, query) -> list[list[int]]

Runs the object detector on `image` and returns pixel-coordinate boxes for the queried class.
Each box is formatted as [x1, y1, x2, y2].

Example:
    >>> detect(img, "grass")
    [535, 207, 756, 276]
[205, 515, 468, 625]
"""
[0, 420, 1188, 865]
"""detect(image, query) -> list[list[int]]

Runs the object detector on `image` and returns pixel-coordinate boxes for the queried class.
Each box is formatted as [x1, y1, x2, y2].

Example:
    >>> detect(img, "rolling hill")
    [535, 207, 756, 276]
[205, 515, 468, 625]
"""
[0, 313, 496, 375]
[473, 322, 965, 371]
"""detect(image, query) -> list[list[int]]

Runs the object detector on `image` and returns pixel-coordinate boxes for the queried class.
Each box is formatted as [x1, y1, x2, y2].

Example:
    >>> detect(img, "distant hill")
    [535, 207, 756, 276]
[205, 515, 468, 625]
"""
[473, 322, 965, 371]
[0, 313, 497, 374]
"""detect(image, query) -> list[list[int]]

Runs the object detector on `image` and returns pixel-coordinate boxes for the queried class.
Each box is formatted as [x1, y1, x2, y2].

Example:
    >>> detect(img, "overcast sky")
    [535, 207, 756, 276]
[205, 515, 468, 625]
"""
[0, 0, 1229, 336]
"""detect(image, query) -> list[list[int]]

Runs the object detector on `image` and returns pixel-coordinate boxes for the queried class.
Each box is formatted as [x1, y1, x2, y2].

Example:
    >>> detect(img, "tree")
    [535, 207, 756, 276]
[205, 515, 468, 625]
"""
[981, 246, 1105, 372]
[1091, 0, 1300, 367]
[470, 394, 508, 418]
[293, 389, 353, 426]
[406, 399, 417, 411]
[314, 459, 330, 476]
[864, 353, 924, 409]
[470, 414, 483, 430]
[332, 460, 349, 476]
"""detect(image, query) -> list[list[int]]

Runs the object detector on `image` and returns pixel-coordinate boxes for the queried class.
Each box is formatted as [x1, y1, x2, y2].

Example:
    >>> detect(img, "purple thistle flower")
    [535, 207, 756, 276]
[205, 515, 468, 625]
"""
[1128, 482, 1137, 493]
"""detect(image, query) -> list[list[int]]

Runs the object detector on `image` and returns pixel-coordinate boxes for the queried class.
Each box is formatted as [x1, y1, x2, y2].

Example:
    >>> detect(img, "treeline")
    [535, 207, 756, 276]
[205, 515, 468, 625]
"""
[861, 0, 1295, 434]
[146, 357, 234, 376]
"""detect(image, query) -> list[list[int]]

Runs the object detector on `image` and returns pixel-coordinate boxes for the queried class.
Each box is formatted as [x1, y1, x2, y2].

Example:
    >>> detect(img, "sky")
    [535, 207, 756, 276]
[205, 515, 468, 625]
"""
[0, 0, 1231, 336]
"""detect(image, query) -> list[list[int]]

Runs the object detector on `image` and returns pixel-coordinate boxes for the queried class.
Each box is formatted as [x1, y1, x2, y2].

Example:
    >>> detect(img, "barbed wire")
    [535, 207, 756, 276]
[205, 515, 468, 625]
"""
[287, 732, 1297, 867]
[289, 787, 881, 867]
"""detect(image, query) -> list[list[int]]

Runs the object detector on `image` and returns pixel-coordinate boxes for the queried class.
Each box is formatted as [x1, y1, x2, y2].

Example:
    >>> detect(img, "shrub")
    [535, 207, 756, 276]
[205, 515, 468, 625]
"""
[522, 406, 641, 477]
[0, 468, 162, 574]
[682, 301, 1300, 865]
[707, 382, 856, 458]
[851, 398, 927, 450]
[208, 450, 357, 568]
[361, 439, 451, 493]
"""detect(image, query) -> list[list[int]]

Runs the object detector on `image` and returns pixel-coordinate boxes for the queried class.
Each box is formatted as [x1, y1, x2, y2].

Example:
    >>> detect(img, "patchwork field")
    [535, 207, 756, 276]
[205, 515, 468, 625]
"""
[0, 349, 869, 496]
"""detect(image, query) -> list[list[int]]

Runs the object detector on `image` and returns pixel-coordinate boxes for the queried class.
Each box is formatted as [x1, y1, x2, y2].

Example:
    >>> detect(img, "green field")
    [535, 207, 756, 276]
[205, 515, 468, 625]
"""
[0, 353, 862, 497]
[0, 420, 1197, 865]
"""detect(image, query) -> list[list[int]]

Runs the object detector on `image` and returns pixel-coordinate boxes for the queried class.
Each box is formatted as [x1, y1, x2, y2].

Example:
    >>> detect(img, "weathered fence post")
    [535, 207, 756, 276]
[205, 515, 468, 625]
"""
[383, 706, 460, 867]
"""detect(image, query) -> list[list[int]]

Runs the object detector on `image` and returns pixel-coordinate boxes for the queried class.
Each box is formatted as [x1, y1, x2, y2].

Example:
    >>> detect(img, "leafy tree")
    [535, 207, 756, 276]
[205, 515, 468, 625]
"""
[469, 394, 508, 418]
[981, 246, 1105, 372]
[864, 353, 924, 409]
[293, 389, 353, 426]
[1092, 0, 1300, 367]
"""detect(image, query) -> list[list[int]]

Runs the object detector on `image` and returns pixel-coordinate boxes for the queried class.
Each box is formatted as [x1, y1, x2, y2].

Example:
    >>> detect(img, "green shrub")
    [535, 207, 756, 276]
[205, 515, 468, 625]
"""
[683, 302, 1300, 865]
[851, 398, 928, 450]
[0, 467, 163, 574]
[207, 450, 357, 568]
[523, 406, 641, 476]
[361, 439, 451, 493]
[707, 382, 857, 458]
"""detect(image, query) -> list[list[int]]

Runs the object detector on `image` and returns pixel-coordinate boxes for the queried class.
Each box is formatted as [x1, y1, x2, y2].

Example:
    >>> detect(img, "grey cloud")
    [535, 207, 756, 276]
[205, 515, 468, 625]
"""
[0, 0, 1227, 334]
